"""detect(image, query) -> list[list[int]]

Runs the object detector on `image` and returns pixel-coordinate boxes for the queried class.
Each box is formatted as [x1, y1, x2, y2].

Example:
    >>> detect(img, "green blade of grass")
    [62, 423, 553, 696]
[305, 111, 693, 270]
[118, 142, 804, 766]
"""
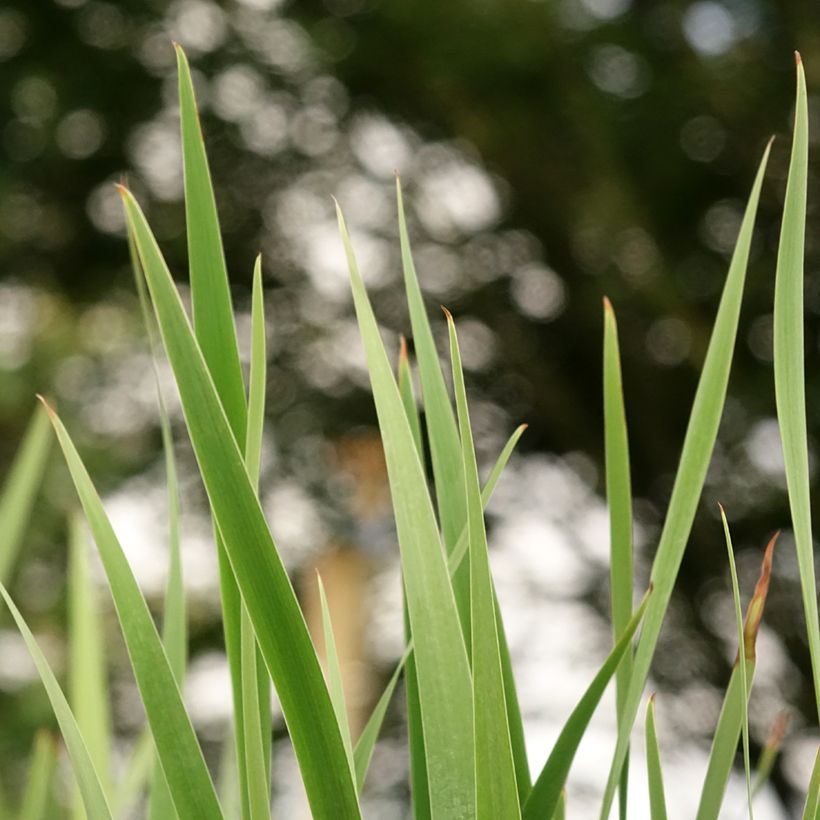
[552, 790, 566, 820]
[522, 587, 652, 820]
[396, 338, 430, 818]
[352, 423, 526, 795]
[645, 696, 667, 820]
[112, 731, 154, 817]
[239, 255, 272, 820]
[752, 713, 788, 798]
[129, 219, 187, 820]
[396, 179, 471, 641]
[337, 202, 474, 818]
[446, 308, 520, 819]
[0, 405, 52, 586]
[719, 505, 753, 819]
[773, 54, 820, 720]
[603, 298, 634, 820]
[0, 582, 112, 819]
[175, 45, 254, 819]
[44, 403, 224, 819]
[695, 532, 776, 820]
[803, 747, 820, 820]
[317, 575, 356, 782]
[599, 138, 772, 820]
[68, 513, 112, 816]
[19, 731, 58, 820]
[120, 187, 359, 819]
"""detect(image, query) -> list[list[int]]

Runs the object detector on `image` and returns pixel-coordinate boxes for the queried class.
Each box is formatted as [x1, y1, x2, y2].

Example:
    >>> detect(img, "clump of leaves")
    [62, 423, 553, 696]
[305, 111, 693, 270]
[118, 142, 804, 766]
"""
[0, 49, 815, 820]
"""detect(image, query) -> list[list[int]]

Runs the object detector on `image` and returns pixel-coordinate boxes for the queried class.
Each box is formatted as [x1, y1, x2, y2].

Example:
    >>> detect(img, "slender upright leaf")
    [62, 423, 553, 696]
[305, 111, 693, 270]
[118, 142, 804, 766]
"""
[696, 532, 776, 820]
[603, 297, 634, 820]
[752, 713, 788, 797]
[44, 404, 223, 819]
[239, 255, 272, 819]
[120, 187, 359, 819]
[719, 505, 753, 819]
[353, 424, 527, 793]
[645, 696, 667, 820]
[803, 747, 820, 820]
[68, 514, 112, 816]
[19, 731, 57, 820]
[317, 575, 355, 781]
[338, 202, 474, 818]
[0, 582, 112, 820]
[0, 406, 52, 585]
[447, 309, 520, 819]
[396, 338, 430, 818]
[773, 53, 820, 719]
[175, 44, 252, 818]
[396, 179, 470, 637]
[523, 588, 652, 820]
[599, 139, 772, 820]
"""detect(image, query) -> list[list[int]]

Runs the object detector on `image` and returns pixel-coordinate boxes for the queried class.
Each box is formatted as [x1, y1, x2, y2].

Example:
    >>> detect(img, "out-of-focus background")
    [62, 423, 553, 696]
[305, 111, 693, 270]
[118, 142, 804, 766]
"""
[0, 0, 819, 816]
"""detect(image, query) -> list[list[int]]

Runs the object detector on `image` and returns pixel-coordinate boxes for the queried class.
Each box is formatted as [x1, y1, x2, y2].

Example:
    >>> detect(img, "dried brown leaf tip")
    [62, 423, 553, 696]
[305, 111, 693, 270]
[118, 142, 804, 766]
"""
[764, 711, 789, 751]
[399, 334, 409, 366]
[741, 531, 779, 662]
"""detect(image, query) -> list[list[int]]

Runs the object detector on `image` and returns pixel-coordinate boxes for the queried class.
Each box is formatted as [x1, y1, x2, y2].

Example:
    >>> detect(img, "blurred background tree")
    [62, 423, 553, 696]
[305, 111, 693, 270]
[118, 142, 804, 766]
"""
[0, 0, 819, 815]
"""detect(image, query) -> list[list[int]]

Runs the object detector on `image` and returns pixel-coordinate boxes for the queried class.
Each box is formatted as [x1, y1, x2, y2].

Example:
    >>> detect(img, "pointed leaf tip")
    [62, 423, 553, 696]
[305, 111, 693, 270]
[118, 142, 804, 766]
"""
[742, 531, 778, 661]
[35, 394, 55, 417]
[441, 305, 454, 322]
[602, 295, 613, 313]
[795, 50, 802, 66]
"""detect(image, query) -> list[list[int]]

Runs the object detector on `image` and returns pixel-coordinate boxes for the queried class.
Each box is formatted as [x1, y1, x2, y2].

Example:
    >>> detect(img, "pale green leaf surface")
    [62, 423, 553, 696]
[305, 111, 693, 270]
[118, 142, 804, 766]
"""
[803, 747, 820, 820]
[121, 188, 359, 819]
[338, 202, 474, 819]
[447, 310, 520, 819]
[599, 139, 772, 820]
[68, 514, 112, 815]
[0, 582, 112, 820]
[46, 406, 222, 819]
[645, 697, 667, 820]
[19, 732, 57, 820]
[0, 406, 52, 586]
[773, 55, 820, 719]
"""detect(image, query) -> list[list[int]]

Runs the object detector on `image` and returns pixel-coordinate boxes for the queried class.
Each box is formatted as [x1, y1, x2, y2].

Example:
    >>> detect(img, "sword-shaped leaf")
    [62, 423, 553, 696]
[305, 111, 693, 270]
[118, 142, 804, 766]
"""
[19, 731, 57, 820]
[599, 138, 772, 820]
[645, 696, 667, 820]
[337, 202, 474, 818]
[120, 187, 359, 819]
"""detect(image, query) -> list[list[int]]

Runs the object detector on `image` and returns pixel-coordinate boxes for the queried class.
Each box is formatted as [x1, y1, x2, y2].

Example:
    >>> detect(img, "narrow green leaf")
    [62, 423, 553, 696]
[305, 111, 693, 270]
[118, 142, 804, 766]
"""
[239, 255, 272, 820]
[0, 582, 112, 819]
[0, 405, 52, 586]
[396, 179, 470, 639]
[523, 588, 652, 820]
[773, 53, 820, 719]
[752, 713, 788, 797]
[19, 731, 58, 820]
[719, 505, 753, 819]
[446, 309, 520, 819]
[603, 297, 634, 820]
[112, 731, 154, 817]
[354, 644, 412, 792]
[68, 513, 112, 817]
[120, 187, 359, 819]
[352, 424, 527, 794]
[337, 201, 474, 818]
[695, 532, 776, 820]
[599, 139, 772, 820]
[645, 696, 667, 820]
[398, 336, 424, 461]
[44, 404, 223, 819]
[317, 575, 356, 781]
[175, 44, 252, 819]
[803, 747, 820, 820]
[552, 790, 566, 820]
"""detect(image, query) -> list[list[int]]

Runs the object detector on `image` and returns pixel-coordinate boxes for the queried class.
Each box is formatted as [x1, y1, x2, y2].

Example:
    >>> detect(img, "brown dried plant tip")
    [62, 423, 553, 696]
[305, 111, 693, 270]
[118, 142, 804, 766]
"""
[441, 305, 454, 322]
[741, 531, 779, 662]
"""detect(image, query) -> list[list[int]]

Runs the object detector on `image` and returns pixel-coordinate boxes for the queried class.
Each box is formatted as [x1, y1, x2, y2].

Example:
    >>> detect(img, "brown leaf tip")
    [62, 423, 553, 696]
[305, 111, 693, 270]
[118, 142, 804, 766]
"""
[602, 295, 613, 314]
[765, 711, 790, 749]
[35, 394, 56, 418]
[795, 50, 802, 66]
[441, 305, 454, 322]
[742, 530, 779, 661]
[399, 334, 409, 363]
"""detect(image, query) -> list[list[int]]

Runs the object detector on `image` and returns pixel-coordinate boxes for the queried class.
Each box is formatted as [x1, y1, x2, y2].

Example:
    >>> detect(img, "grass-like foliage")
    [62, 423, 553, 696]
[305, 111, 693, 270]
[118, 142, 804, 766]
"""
[0, 49, 817, 819]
